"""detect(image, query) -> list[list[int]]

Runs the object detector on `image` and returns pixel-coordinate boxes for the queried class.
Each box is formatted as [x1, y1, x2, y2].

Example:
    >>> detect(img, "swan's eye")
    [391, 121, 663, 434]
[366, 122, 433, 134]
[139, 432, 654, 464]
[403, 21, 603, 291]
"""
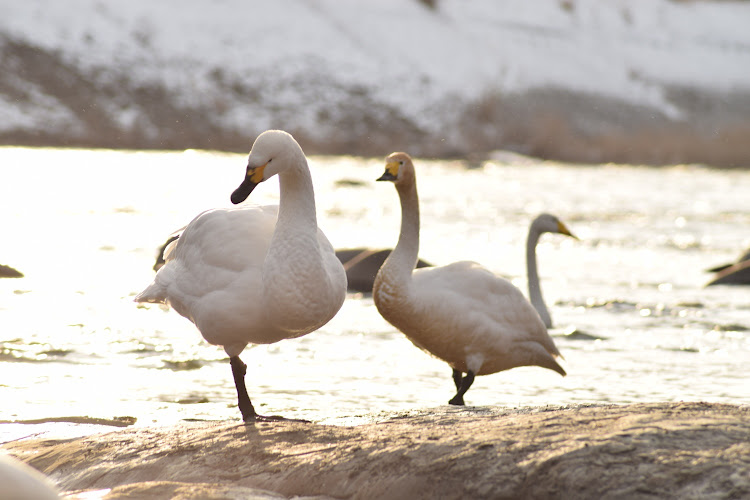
[399, 161, 404, 166]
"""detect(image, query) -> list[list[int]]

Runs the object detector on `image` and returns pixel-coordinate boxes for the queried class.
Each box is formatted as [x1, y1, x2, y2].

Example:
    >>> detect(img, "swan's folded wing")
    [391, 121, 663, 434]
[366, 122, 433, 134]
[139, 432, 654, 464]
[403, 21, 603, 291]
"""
[412, 261, 549, 340]
[137, 206, 277, 306]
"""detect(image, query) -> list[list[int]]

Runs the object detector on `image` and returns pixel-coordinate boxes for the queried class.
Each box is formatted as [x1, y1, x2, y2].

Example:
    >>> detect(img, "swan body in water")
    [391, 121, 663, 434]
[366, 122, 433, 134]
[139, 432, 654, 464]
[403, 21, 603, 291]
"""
[526, 213, 577, 328]
[372, 152, 565, 406]
[136, 130, 347, 421]
[336, 248, 432, 293]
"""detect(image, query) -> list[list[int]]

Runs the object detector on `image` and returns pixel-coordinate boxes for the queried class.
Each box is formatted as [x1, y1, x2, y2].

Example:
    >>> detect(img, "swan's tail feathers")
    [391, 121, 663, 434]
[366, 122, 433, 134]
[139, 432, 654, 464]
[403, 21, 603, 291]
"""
[134, 282, 168, 304]
[546, 356, 567, 377]
[521, 342, 567, 377]
[153, 232, 182, 272]
[543, 336, 566, 362]
[550, 344, 565, 362]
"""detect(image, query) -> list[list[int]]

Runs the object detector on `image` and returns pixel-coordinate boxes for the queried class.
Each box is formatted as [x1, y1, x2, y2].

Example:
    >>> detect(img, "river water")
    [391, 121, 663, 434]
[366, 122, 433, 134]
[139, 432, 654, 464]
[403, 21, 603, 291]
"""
[0, 147, 748, 437]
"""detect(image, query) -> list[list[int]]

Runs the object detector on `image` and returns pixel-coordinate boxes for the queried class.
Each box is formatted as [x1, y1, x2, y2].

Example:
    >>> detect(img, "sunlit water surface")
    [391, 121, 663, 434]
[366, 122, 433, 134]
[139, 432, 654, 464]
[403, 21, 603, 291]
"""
[1, 147, 748, 438]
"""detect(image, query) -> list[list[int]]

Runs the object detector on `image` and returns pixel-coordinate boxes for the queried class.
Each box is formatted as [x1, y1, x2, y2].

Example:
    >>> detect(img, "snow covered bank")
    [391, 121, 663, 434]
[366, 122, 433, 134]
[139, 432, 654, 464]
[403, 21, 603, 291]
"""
[1, 0, 749, 165]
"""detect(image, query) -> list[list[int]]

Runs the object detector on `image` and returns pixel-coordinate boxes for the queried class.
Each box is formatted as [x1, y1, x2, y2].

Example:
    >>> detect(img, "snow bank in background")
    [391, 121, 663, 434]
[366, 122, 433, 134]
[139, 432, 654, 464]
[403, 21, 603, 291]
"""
[1, 0, 749, 164]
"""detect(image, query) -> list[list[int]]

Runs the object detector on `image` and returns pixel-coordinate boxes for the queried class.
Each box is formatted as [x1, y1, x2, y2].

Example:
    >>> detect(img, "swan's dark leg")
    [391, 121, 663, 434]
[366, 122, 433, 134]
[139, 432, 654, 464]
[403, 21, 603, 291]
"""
[452, 368, 463, 391]
[229, 356, 310, 423]
[230, 355, 257, 421]
[448, 370, 475, 406]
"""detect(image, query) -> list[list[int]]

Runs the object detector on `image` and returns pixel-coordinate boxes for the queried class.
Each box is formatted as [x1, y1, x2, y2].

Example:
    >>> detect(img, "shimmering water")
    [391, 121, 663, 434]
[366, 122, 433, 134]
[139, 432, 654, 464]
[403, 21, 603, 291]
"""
[1, 147, 748, 434]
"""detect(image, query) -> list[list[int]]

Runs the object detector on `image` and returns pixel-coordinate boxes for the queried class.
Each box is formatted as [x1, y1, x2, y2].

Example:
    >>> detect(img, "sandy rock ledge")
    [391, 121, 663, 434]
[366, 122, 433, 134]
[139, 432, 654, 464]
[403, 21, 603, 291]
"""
[2, 402, 749, 499]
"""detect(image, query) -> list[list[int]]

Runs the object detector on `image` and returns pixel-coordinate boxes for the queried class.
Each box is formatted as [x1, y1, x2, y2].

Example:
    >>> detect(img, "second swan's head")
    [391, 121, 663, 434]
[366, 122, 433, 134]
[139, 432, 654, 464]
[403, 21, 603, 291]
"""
[532, 213, 578, 240]
[231, 130, 303, 204]
[377, 152, 415, 185]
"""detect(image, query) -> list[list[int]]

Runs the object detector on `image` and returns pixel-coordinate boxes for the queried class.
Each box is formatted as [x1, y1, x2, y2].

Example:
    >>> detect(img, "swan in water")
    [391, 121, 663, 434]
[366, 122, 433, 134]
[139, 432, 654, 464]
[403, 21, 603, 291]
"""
[336, 248, 432, 293]
[526, 213, 577, 328]
[372, 152, 566, 406]
[135, 130, 347, 421]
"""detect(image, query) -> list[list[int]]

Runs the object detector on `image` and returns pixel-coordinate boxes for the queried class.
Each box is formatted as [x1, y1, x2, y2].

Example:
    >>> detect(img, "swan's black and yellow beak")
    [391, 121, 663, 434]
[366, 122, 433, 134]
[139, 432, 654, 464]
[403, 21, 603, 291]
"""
[558, 221, 578, 240]
[231, 163, 266, 204]
[376, 161, 399, 182]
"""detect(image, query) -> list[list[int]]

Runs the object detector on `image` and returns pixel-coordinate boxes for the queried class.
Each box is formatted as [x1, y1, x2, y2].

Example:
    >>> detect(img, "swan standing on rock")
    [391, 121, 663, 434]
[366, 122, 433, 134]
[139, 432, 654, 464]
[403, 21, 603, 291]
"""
[526, 213, 577, 328]
[372, 153, 566, 406]
[135, 130, 347, 421]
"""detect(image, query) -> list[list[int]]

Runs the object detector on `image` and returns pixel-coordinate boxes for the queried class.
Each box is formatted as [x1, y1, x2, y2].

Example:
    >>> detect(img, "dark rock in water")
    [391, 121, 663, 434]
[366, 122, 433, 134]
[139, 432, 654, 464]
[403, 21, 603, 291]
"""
[334, 178, 367, 187]
[336, 248, 432, 294]
[705, 259, 750, 286]
[3, 403, 748, 499]
[557, 326, 606, 341]
[706, 248, 750, 274]
[0, 264, 23, 278]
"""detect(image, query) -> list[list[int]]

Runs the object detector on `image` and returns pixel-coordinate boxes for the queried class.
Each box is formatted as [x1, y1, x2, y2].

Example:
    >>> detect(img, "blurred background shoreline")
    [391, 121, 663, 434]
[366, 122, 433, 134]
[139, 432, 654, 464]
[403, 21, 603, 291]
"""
[1, 0, 749, 167]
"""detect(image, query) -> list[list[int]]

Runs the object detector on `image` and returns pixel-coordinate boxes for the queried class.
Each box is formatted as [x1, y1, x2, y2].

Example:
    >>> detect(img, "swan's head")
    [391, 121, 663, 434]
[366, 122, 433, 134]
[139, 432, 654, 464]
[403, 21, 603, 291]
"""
[231, 130, 303, 204]
[377, 152, 415, 185]
[533, 213, 578, 239]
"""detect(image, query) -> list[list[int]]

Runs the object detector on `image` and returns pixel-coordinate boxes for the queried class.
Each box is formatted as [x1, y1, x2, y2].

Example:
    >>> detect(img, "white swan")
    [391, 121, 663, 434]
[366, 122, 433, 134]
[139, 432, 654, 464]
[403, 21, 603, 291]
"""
[0, 454, 60, 500]
[526, 213, 577, 328]
[135, 130, 347, 421]
[373, 153, 565, 406]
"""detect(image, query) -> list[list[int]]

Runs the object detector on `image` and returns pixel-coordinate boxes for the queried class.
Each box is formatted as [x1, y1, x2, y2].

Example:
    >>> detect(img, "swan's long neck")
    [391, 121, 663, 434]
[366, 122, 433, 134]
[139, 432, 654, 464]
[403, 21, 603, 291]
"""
[275, 153, 318, 232]
[263, 154, 329, 332]
[526, 225, 552, 328]
[375, 178, 420, 303]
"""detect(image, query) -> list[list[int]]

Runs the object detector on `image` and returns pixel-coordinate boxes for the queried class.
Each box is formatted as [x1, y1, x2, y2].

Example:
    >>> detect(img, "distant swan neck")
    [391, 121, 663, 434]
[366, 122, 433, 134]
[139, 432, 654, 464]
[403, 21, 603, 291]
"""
[526, 226, 551, 328]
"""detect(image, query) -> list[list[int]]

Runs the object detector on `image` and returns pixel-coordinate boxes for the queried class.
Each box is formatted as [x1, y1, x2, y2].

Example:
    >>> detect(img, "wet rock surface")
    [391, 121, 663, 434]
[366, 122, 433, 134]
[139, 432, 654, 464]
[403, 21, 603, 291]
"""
[3, 402, 749, 499]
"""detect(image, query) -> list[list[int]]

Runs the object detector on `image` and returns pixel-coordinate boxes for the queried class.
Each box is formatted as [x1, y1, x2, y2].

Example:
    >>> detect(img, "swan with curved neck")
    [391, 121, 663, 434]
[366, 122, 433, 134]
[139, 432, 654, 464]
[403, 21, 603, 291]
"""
[373, 152, 565, 406]
[136, 130, 347, 421]
[526, 213, 577, 328]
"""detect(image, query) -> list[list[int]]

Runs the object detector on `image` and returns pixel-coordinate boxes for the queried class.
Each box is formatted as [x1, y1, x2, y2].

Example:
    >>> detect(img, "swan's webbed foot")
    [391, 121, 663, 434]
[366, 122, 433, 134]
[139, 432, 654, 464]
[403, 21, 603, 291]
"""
[229, 356, 311, 423]
[448, 370, 475, 406]
[448, 395, 465, 406]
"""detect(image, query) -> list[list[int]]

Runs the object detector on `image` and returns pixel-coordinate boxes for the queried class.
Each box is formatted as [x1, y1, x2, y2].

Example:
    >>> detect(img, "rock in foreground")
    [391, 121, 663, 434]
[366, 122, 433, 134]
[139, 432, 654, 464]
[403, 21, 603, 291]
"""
[3, 402, 749, 499]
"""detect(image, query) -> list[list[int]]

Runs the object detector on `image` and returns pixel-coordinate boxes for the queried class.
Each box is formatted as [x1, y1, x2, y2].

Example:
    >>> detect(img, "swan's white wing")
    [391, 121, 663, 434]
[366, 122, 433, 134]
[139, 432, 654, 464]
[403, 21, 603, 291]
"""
[408, 261, 561, 374]
[173, 206, 276, 271]
[412, 261, 544, 335]
[136, 206, 277, 346]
